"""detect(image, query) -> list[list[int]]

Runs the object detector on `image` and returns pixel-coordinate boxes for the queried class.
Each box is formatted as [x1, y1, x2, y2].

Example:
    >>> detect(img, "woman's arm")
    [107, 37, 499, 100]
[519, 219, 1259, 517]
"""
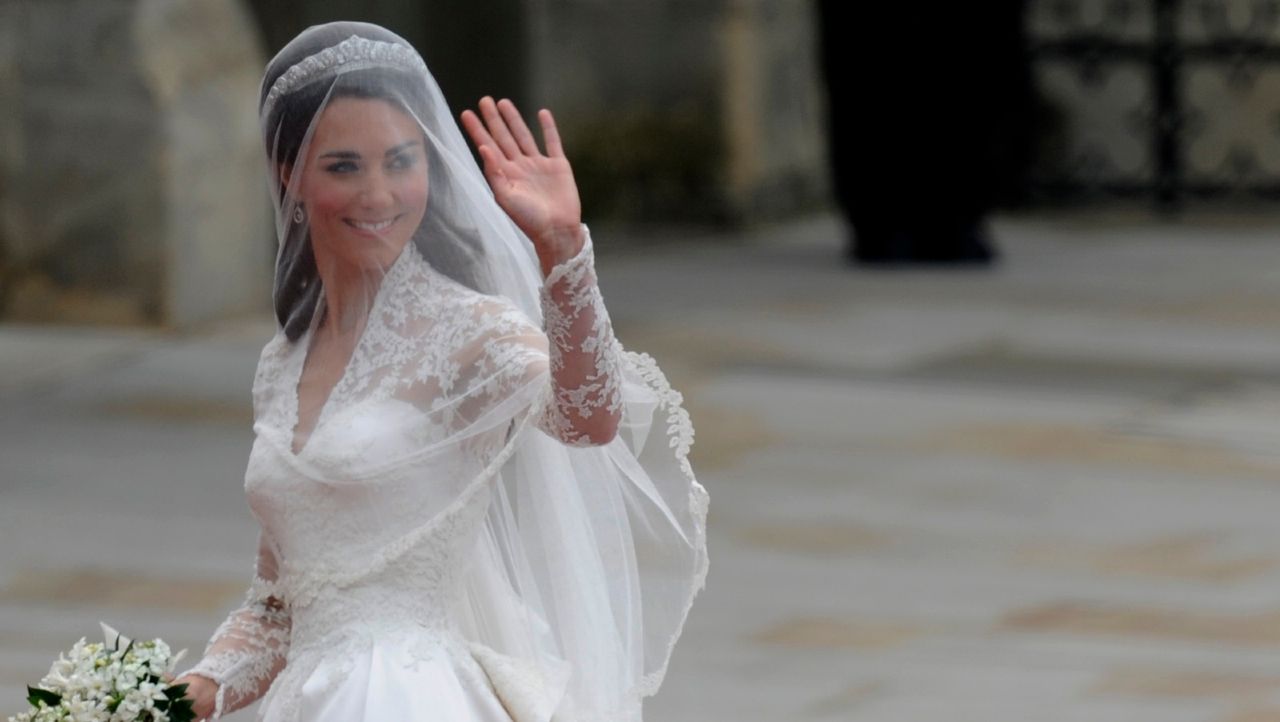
[535, 225, 623, 447]
[174, 530, 291, 719]
[458, 97, 622, 446]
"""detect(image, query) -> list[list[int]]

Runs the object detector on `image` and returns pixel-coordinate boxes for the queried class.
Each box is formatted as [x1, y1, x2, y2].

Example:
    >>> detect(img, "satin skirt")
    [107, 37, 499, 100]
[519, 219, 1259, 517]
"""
[260, 632, 515, 722]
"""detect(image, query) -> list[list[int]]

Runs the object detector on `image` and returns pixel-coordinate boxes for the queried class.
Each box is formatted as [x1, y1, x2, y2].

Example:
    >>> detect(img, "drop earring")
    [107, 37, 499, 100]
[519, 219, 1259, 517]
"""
[293, 205, 306, 224]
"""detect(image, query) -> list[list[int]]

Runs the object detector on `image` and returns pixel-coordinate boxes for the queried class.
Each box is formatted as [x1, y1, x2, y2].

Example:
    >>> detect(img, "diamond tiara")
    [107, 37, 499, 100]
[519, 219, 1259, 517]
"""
[262, 35, 428, 117]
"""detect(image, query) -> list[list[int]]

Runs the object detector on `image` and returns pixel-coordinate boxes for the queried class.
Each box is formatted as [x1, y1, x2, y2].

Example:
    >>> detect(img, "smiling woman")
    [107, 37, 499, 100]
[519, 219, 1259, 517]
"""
[265, 59, 440, 343]
[171, 21, 708, 722]
[302, 100, 429, 274]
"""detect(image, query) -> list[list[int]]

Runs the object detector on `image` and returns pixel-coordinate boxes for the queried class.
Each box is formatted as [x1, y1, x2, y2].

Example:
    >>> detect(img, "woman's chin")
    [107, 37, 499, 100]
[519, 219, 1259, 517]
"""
[325, 238, 410, 271]
[314, 216, 421, 271]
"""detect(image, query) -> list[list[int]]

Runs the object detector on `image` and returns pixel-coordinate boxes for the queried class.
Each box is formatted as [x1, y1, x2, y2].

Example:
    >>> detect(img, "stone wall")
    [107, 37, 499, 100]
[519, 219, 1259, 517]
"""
[526, 0, 828, 224]
[718, 0, 828, 220]
[0, 0, 269, 326]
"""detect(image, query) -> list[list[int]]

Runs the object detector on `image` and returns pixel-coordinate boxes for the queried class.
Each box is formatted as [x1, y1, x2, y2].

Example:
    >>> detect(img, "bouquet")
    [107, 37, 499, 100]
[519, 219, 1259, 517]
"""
[8, 623, 195, 722]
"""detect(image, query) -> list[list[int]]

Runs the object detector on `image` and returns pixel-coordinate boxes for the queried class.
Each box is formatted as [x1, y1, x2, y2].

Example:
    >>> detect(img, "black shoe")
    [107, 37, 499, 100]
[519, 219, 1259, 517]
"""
[847, 229, 918, 266]
[848, 227, 997, 267]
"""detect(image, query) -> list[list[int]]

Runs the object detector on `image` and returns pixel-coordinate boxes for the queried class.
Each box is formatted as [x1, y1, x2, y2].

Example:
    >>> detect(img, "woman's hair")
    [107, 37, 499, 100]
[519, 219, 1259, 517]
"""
[261, 24, 484, 342]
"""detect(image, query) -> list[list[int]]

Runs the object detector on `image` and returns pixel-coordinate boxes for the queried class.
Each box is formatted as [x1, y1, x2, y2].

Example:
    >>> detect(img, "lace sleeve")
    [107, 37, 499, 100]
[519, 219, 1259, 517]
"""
[535, 225, 624, 447]
[178, 529, 291, 719]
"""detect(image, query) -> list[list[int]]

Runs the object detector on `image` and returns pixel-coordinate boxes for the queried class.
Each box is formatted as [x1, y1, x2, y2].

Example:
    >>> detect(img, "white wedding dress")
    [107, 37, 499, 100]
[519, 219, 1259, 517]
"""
[181, 229, 708, 722]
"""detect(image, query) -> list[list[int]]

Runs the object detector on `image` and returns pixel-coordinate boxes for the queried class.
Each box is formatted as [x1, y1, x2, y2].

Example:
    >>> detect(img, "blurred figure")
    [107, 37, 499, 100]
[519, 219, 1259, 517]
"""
[816, 1, 1031, 265]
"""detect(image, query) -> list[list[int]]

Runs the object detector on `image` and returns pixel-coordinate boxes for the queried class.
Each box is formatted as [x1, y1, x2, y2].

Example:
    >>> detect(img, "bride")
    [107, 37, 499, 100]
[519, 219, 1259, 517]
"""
[172, 21, 708, 722]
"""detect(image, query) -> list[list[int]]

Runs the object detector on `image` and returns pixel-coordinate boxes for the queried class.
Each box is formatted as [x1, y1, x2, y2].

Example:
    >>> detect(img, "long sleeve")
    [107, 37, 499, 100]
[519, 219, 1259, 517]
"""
[178, 529, 291, 719]
[534, 225, 625, 447]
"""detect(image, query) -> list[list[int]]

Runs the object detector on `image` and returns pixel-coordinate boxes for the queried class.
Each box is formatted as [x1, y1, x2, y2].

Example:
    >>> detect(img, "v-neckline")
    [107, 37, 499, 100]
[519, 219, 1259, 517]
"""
[288, 320, 362, 456]
[279, 241, 419, 457]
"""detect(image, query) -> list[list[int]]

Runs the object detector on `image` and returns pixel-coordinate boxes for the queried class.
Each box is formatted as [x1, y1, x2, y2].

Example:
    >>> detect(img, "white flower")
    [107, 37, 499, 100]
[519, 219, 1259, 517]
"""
[137, 680, 167, 702]
[61, 696, 98, 722]
[114, 699, 142, 720]
[98, 622, 131, 651]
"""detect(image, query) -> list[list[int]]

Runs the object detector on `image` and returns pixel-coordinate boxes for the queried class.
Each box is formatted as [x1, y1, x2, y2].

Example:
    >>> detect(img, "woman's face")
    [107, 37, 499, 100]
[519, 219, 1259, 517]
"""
[297, 96, 429, 271]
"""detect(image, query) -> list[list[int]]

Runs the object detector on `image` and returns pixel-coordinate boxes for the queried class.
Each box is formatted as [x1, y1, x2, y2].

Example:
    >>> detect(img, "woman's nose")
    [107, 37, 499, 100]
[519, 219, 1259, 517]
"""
[359, 172, 396, 209]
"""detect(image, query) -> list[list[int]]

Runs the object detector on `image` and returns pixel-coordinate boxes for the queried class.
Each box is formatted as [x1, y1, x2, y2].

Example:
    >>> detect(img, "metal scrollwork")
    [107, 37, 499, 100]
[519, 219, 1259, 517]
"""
[1030, 0, 1280, 206]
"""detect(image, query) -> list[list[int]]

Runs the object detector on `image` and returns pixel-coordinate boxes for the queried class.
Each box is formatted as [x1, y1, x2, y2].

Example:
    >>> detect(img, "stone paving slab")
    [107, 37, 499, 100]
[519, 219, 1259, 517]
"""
[7, 212, 1280, 720]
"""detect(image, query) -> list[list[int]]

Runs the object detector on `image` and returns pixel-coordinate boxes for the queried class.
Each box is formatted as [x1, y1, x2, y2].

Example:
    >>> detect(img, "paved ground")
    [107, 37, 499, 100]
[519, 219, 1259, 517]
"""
[6, 211, 1280, 721]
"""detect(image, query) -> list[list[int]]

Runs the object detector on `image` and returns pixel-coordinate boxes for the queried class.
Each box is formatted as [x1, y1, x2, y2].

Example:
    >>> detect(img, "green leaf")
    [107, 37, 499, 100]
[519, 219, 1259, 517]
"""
[165, 682, 189, 700]
[167, 696, 196, 722]
[26, 686, 60, 707]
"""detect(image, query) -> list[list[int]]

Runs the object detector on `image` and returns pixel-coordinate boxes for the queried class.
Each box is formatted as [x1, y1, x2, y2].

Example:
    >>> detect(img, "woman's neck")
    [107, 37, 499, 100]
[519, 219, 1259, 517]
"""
[313, 252, 381, 337]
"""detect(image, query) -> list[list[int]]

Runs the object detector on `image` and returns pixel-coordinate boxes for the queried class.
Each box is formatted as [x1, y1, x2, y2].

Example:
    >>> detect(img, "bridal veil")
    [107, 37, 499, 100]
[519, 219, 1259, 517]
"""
[242, 21, 709, 721]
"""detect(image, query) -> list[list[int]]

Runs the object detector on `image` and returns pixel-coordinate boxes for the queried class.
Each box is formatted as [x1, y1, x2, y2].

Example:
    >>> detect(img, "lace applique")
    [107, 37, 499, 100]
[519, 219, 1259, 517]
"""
[404, 636, 439, 672]
[623, 350, 695, 481]
[620, 349, 710, 700]
[178, 533, 291, 720]
[534, 227, 624, 447]
[281, 477, 494, 613]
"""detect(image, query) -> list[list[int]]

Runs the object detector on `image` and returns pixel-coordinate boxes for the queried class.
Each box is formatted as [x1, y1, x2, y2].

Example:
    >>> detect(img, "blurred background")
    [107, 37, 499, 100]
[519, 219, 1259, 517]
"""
[7, 0, 1280, 720]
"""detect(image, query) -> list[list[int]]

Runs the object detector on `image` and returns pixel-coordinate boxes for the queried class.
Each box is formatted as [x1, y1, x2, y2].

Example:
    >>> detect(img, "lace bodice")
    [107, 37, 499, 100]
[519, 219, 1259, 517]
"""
[179, 227, 625, 719]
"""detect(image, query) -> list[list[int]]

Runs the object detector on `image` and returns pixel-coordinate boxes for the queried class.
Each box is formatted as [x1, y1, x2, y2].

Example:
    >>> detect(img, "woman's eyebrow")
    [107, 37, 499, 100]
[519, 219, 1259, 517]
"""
[318, 141, 418, 160]
[385, 140, 420, 156]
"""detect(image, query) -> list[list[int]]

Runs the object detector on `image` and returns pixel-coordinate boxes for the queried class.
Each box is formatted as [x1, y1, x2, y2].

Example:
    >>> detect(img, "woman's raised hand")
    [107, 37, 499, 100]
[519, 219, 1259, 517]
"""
[460, 97, 584, 276]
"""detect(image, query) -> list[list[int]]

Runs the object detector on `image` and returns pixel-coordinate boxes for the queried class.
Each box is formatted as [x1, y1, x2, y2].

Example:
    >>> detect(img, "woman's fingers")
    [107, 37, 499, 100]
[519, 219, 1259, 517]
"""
[478, 96, 521, 161]
[462, 108, 514, 186]
[459, 109, 498, 155]
[497, 99, 541, 157]
[538, 109, 564, 158]
[466, 97, 564, 163]
[477, 145, 509, 188]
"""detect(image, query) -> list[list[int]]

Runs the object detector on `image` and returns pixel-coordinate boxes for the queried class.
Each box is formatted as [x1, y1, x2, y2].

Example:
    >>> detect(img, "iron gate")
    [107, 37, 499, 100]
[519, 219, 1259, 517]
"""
[1030, 0, 1280, 207]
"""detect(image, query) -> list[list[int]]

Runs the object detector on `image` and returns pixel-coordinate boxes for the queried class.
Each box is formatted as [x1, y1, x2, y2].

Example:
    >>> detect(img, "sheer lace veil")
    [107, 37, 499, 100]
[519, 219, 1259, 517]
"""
[252, 22, 708, 721]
